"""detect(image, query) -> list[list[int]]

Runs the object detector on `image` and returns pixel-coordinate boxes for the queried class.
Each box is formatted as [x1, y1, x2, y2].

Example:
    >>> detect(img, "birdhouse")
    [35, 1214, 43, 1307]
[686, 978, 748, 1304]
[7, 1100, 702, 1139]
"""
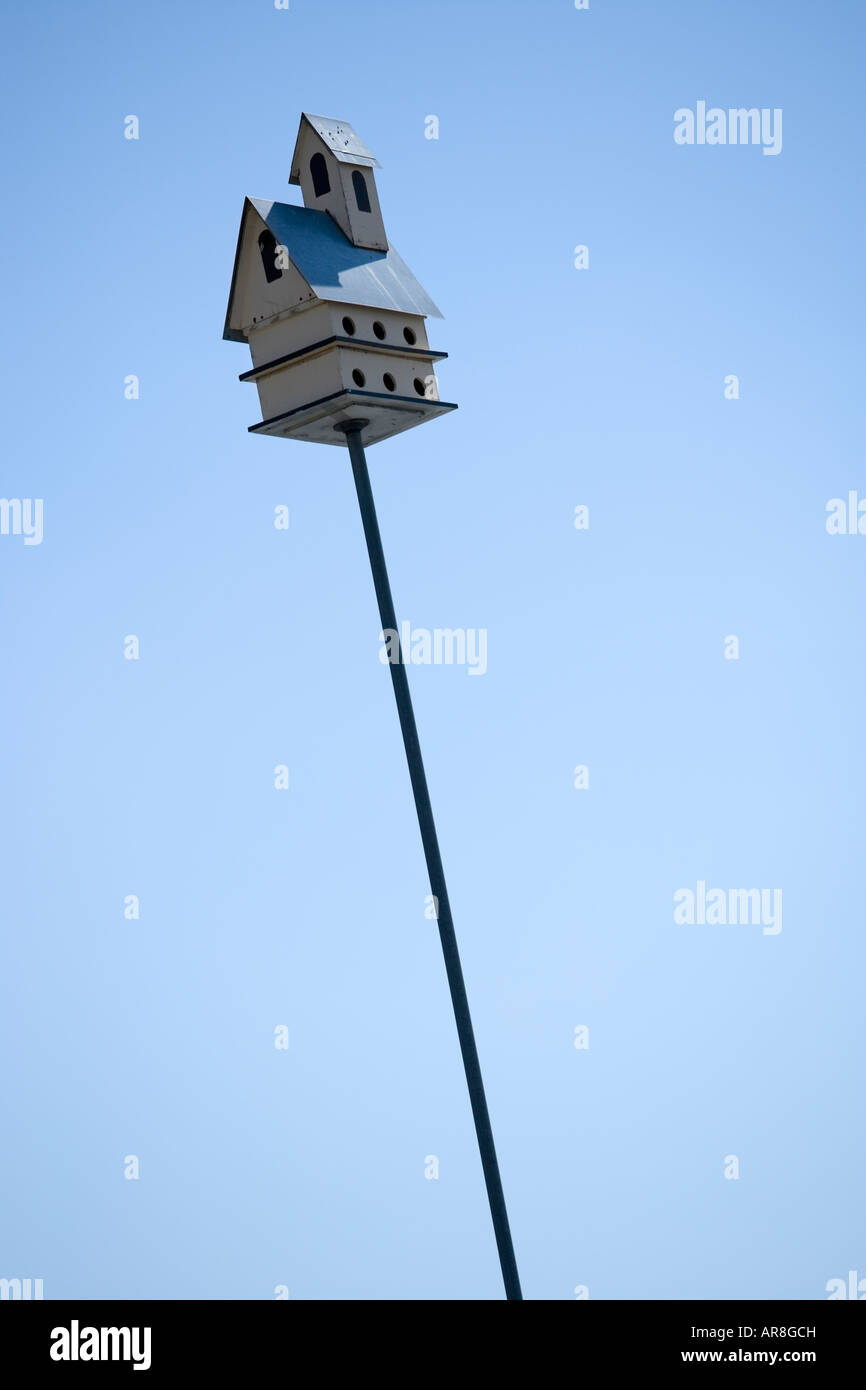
[223, 113, 457, 448]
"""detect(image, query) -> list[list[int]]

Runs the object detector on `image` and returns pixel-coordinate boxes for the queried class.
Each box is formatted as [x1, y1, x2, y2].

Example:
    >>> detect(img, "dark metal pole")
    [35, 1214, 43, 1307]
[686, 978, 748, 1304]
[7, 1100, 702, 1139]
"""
[336, 418, 522, 1302]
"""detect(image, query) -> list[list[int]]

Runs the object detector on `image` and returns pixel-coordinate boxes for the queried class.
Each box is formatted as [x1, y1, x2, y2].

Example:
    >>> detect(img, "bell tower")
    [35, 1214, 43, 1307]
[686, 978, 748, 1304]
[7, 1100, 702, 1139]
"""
[289, 112, 387, 252]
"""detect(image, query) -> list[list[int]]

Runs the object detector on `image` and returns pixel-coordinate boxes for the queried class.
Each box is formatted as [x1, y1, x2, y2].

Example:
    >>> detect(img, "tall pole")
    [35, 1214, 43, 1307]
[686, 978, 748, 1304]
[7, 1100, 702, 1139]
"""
[336, 419, 523, 1302]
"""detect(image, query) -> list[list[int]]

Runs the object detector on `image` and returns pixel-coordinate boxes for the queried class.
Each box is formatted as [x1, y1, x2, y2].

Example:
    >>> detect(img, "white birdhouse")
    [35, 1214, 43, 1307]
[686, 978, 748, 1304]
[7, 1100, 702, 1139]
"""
[223, 113, 456, 448]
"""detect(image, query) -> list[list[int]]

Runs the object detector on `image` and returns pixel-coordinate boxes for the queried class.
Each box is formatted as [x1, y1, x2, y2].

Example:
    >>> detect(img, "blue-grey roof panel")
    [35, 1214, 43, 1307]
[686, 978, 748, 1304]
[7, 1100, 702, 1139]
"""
[252, 198, 443, 319]
[300, 114, 380, 167]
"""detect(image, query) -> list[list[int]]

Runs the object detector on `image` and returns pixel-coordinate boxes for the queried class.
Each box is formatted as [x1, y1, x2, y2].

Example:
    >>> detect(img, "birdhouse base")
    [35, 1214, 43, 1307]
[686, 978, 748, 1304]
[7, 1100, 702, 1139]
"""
[248, 388, 457, 448]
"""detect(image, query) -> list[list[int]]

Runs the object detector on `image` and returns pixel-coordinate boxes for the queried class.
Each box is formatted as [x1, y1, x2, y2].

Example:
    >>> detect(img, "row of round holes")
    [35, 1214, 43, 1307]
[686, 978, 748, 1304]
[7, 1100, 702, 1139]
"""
[351, 367, 427, 397]
[343, 315, 416, 346]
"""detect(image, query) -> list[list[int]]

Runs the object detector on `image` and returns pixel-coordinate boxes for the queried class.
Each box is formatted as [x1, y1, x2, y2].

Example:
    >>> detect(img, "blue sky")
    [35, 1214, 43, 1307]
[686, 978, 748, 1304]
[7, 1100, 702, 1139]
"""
[1, 0, 864, 1300]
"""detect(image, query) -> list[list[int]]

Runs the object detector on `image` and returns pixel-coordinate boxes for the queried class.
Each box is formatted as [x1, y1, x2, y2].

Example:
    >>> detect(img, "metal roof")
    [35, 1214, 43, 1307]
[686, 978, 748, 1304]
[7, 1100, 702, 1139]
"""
[290, 113, 380, 184]
[222, 198, 443, 337]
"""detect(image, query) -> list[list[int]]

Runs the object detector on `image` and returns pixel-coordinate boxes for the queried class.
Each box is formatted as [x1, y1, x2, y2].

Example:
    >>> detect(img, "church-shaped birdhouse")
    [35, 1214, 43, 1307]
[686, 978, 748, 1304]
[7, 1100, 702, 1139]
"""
[223, 113, 456, 448]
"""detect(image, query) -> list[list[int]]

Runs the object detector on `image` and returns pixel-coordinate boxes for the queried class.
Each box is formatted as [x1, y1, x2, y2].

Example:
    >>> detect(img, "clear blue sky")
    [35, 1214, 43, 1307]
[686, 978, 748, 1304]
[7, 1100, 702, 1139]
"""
[1, 0, 864, 1300]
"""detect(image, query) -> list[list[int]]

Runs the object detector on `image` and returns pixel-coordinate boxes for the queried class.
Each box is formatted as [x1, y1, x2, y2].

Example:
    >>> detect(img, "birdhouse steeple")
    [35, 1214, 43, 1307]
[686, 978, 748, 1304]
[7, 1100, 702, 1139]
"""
[289, 113, 387, 252]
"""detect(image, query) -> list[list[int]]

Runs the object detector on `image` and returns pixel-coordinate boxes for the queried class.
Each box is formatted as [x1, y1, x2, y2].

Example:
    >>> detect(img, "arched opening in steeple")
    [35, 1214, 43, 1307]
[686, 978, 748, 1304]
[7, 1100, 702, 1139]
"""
[310, 152, 330, 197]
[352, 170, 372, 214]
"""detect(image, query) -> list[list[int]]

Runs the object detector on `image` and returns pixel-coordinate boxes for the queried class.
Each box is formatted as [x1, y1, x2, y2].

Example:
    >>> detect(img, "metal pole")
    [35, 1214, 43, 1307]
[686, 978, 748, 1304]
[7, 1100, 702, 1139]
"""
[336, 418, 522, 1302]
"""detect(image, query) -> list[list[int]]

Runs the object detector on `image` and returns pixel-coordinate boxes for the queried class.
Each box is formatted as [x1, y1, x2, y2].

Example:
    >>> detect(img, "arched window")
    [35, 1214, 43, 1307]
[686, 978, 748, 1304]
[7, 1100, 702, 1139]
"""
[352, 170, 372, 213]
[310, 152, 330, 197]
[258, 230, 282, 284]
